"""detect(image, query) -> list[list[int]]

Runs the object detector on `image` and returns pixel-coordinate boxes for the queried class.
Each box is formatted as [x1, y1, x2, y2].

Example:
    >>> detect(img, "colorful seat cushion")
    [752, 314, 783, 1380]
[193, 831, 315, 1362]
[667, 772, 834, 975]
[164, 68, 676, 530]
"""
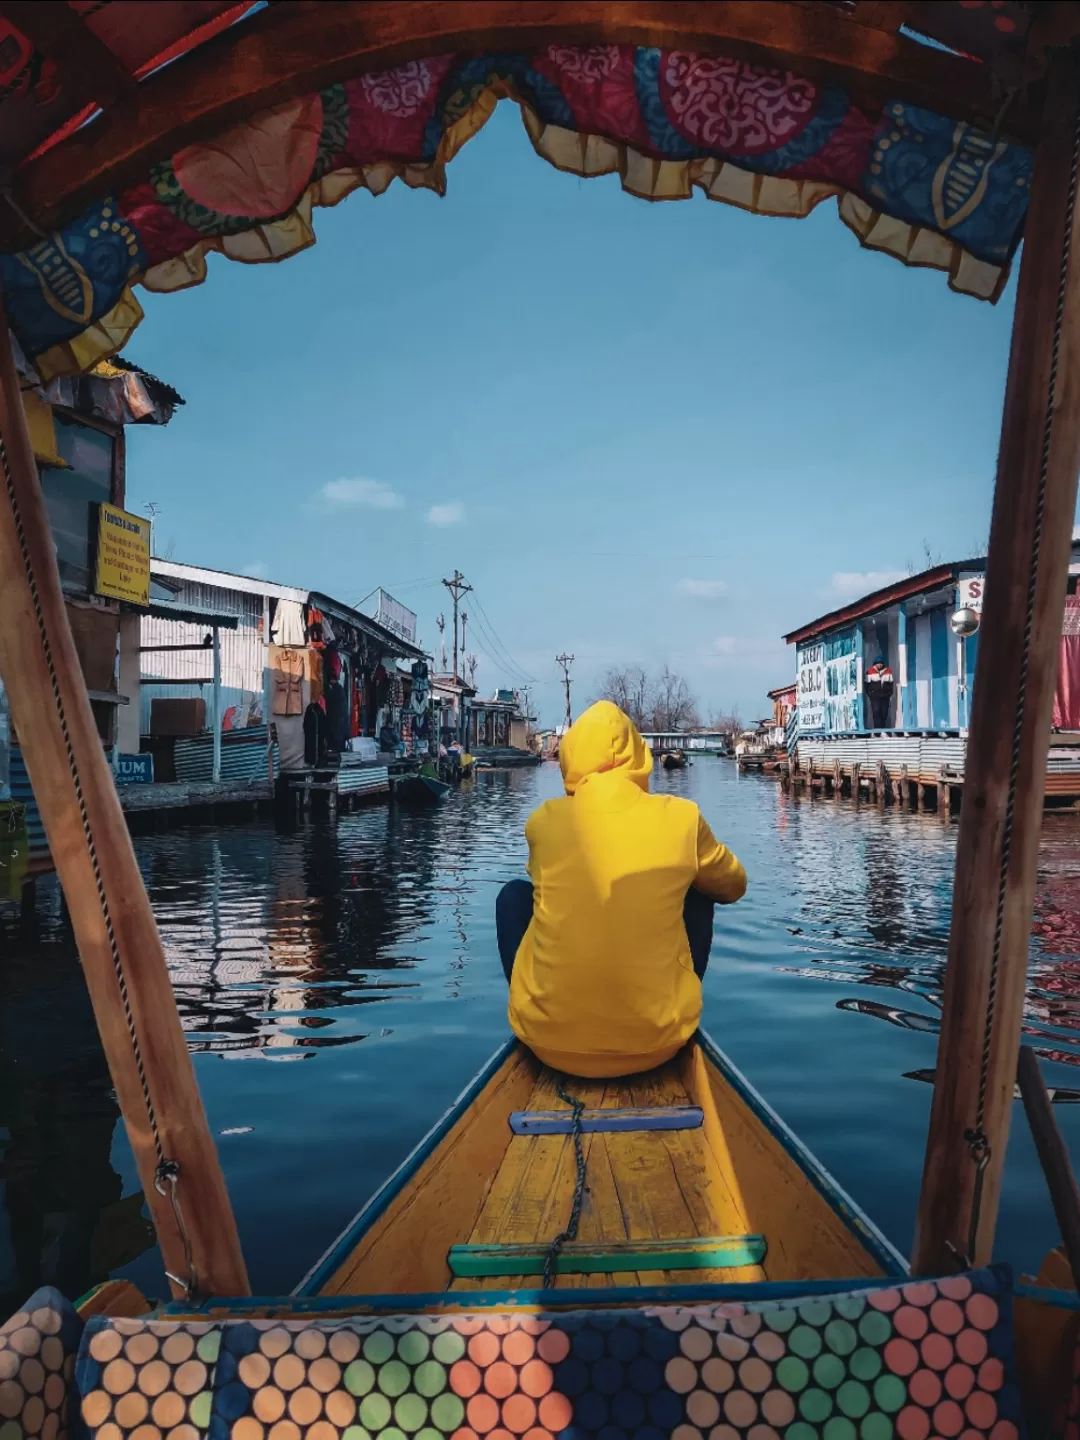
[73, 1265, 1022, 1440]
[0, 1286, 83, 1440]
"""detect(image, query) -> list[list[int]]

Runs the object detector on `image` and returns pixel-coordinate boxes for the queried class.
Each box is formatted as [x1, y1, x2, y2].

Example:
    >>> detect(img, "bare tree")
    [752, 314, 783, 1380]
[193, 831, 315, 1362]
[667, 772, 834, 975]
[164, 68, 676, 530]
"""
[595, 665, 650, 729]
[649, 665, 700, 732]
[709, 709, 743, 735]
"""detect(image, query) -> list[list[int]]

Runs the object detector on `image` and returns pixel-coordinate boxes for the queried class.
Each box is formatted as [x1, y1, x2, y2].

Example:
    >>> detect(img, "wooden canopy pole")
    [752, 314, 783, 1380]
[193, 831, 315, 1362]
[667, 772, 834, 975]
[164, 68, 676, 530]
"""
[0, 290, 249, 1299]
[912, 51, 1080, 1275]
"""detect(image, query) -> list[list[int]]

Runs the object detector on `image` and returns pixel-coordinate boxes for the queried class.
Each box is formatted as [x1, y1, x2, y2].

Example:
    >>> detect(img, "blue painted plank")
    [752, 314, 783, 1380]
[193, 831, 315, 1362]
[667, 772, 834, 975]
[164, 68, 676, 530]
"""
[168, 1275, 915, 1318]
[903, 612, 918, 727]
[509, 1106, 703, 1135]
[930, 607, 951, 729]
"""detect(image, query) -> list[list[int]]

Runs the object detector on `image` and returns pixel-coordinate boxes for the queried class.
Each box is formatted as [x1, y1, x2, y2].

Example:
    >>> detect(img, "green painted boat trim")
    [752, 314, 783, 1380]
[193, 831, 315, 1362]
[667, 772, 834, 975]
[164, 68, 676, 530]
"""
[447, 1235, 767, 1277]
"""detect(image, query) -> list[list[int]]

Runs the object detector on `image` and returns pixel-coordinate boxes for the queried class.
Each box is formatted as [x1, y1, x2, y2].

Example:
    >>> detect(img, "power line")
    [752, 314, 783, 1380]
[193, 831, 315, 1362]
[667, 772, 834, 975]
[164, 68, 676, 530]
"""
[468, 609, 532, 687]
[470, 591, 537, 683]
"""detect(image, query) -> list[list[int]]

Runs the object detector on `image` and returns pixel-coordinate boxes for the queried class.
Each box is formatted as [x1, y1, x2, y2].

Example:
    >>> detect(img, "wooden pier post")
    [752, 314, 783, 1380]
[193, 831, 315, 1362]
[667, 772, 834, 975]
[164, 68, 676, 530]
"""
[900, 764, 910, 810]
[0, 296, 249, 1299]
[877, 760, 889, 807]
[913, 53, 1080, 1274]
[833, 759, 842, 799]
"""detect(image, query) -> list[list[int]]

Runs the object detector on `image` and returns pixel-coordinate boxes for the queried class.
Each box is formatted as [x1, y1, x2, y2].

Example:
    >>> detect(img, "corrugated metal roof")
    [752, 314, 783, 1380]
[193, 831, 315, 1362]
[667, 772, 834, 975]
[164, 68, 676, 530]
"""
[146, 601, 239, 628]
[783, 559, 986, 646]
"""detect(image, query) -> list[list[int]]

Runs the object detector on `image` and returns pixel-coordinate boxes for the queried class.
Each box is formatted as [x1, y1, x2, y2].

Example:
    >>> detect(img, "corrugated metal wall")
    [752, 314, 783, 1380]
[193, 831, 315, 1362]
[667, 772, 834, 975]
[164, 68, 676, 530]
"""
[337, 765, 389, 795]
[9, 747, 48, 872]
[795, 732, 967, 783]
[140, 580, 265, 734]
[174, 725, 277, 783]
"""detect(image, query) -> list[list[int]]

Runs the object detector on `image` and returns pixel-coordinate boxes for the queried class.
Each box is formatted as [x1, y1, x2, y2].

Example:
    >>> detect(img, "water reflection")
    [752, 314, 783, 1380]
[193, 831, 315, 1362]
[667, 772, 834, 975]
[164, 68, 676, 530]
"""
[3, 761, 1080, 1296]
[0, 945, 153, 1312]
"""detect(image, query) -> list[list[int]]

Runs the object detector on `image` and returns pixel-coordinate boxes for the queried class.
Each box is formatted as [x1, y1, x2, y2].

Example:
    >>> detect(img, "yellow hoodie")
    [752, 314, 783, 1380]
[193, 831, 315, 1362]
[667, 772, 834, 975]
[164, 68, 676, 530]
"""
[508, 701, 746, 1077]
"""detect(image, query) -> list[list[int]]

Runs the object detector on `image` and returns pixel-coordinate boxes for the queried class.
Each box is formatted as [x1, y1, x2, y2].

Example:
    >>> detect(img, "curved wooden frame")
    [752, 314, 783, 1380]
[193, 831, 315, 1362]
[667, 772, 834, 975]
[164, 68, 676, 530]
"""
[0, 0, 1045, 251]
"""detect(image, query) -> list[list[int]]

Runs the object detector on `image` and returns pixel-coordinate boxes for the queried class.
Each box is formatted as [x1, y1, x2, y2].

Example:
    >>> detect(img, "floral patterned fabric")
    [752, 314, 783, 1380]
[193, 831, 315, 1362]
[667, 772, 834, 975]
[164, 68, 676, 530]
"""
[70, 1266, 1022, 1440]
[0, 46, 1033, 378]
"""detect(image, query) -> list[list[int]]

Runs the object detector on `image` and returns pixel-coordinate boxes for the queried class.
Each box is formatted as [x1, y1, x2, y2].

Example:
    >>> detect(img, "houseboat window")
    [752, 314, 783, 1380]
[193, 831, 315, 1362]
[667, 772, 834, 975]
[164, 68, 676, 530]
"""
[40, 416, 116, 595]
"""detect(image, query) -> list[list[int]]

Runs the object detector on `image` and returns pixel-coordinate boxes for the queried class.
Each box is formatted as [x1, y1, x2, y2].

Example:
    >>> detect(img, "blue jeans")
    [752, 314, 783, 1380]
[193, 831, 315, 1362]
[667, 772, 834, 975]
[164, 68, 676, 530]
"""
[496, 879, 714, 982]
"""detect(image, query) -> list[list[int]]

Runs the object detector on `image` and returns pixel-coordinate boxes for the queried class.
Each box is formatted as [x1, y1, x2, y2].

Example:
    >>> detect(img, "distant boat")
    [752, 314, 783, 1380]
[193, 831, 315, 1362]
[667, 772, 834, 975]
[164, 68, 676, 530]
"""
[661, 750, 687, 770]
[395, 770, 451, 806]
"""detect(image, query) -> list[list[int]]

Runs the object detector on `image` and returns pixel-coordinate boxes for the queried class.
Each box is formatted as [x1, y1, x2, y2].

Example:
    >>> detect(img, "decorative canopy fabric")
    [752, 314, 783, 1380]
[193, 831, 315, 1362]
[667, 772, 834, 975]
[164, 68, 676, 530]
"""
[0, 44, 1034, 377]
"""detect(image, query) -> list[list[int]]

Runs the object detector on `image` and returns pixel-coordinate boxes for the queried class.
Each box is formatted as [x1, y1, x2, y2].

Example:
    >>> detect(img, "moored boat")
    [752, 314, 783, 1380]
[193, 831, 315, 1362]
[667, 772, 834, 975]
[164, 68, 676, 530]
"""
[660, 751, 687, 770]
[396, 771, 451, 806]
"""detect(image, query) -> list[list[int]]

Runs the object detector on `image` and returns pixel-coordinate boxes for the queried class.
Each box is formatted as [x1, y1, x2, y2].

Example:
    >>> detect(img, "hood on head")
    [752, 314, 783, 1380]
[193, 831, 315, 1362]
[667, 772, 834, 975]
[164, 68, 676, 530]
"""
[559, 701, 653, 795]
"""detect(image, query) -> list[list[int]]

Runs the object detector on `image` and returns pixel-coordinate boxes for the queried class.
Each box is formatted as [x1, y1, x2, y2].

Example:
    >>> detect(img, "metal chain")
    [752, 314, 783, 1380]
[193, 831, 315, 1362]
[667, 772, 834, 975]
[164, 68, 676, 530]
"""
[961, 84, 1080, 1268]
[0, 425, 196, 1298]
[542, 1080, 587, 1288]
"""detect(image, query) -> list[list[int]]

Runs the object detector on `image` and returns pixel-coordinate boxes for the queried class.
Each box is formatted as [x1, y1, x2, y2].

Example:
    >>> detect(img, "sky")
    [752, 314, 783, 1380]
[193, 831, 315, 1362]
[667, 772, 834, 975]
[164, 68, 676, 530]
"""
[123, 100, 1021, 728]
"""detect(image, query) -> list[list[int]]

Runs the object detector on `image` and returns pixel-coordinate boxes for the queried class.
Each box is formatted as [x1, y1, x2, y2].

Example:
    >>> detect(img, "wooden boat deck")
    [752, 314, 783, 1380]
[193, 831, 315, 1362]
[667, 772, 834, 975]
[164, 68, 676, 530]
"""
[317, 1039, 889, 1298]
[449, 1060, 765, 1291]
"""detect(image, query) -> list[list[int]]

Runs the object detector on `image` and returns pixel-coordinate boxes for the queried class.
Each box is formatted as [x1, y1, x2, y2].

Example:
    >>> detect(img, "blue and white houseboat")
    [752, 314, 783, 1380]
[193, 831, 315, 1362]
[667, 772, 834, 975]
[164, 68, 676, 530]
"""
[785, 552, 1080, 804]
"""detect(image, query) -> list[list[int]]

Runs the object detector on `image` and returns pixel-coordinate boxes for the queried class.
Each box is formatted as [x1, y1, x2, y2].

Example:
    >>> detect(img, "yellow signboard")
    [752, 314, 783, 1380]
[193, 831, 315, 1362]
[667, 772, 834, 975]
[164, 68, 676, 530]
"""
[95, 503, 151, 607]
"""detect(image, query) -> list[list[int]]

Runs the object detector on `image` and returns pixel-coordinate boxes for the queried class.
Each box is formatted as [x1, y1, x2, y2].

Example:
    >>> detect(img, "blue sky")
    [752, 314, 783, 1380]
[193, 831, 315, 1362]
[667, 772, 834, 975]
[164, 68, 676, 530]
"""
[124, 100, 1018, 727]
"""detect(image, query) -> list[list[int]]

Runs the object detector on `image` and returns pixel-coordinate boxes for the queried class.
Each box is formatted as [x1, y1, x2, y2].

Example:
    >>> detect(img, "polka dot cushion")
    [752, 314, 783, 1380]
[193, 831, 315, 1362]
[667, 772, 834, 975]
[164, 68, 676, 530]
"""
[75, 1318, 220, 1440]
[73, 1265, 1021, 1440]
[0, 1286, 83, 1440]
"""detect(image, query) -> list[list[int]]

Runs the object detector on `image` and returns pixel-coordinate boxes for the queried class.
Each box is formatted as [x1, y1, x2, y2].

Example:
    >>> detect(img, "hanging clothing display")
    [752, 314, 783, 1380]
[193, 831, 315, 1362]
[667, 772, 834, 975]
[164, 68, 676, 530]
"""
[273, 599, 306, 647]
[269, 646, 304, 716]
[864, 659, 896, 729]
[325, 652, 349, 753]
[307, 611, 326, 648]
[303, 702, 327, 766]
[307, 648, 323, 705]
[1056, 597, 1080, 730]
[275, 714, 305, 771]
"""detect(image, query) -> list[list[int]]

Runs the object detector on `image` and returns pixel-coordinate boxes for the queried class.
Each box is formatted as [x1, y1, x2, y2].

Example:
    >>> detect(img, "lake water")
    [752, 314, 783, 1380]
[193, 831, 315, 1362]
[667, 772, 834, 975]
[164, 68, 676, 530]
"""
[3, 757, 1080, 1308]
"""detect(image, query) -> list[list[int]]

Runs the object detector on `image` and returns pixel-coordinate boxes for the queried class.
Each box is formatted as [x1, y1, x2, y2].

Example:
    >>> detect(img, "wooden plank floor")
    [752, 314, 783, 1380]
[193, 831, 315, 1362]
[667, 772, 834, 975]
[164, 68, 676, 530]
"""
[449, 1059, 767, 1290]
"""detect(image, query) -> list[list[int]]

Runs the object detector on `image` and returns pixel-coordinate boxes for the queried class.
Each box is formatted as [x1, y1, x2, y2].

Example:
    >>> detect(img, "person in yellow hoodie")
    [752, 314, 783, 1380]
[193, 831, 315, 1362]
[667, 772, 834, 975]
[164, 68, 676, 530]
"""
[498, 700, 746, 1078]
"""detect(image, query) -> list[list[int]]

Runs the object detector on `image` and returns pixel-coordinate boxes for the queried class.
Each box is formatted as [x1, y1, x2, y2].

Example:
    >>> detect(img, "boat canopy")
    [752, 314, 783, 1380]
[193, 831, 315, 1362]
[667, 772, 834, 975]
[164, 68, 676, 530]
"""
[0, 2, 1059, 377]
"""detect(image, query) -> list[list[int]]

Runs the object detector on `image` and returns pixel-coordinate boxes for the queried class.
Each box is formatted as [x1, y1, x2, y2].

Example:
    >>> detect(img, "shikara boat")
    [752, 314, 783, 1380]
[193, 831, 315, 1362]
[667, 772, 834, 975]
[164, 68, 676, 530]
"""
[296, 1032, 905, 1301]
[0, 1, 1079, 1433]
[395, 772, 452, 807]
[660, 751, 687, 771]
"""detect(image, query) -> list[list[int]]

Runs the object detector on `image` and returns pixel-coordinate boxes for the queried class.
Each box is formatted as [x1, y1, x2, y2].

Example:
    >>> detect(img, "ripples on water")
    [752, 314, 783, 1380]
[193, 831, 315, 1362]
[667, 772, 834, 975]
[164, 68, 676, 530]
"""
[2, 759, 1080, 1306]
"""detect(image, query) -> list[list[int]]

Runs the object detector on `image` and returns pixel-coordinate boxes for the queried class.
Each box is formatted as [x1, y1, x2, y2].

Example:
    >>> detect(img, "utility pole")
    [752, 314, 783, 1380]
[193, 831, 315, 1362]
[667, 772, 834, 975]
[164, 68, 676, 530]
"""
[442, 570, 472, 684]
[467, 654, 478, 686]
[461, 610, 468, 676]
[436, 613, 447, 673]
[555, 653, 574, 730]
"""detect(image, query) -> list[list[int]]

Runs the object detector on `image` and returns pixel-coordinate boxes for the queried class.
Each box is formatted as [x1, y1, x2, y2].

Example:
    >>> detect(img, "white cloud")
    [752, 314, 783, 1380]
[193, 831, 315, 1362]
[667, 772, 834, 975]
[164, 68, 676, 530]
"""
[322, 477, 404, 509]
[711, 636, 738, 655]
[241, 560, 268, 579]
[829, 569, 906, 599]
[676, 579, 728, 600]
[427, 501, 465, 527]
